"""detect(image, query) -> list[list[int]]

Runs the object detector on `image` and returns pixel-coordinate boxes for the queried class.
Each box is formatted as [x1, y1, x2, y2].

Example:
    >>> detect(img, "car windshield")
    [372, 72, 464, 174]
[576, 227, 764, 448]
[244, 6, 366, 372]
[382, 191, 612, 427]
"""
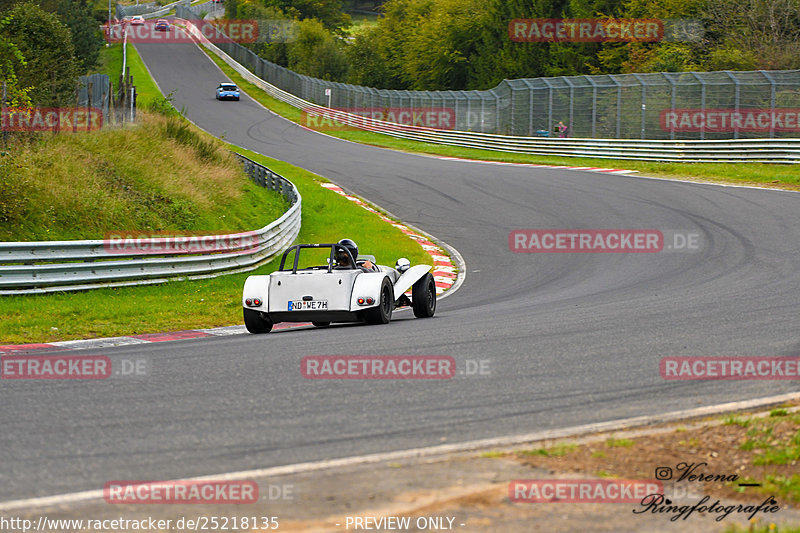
[220, 85, 237, 91]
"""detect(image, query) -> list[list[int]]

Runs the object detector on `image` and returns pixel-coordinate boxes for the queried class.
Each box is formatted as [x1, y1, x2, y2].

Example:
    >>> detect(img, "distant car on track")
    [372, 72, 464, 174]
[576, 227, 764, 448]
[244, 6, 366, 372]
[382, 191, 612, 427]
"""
[154, 19, 170, 31]
[242, 241, 436, 333]
[130, 15, 145, 25]
[215, 82, 240, 101]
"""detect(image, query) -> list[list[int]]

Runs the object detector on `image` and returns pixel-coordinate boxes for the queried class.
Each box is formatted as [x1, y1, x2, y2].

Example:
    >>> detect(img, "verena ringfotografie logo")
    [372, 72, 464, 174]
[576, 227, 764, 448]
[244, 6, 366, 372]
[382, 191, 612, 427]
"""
[301, 356, 456, 379]
[1, 108, 103, 132]
[509, 230, 701, 253]
[510, 18, 664, 42]
[104, 480, 258, 504]
[302, 108, 456, 131]
[661, 357, 800, 380]
[661, 109, 800, 133]
[106, 20, 260, 44]
[103, 231, 260, 256]
[510, 479, 663, 503]
[1, 355, 148, 379]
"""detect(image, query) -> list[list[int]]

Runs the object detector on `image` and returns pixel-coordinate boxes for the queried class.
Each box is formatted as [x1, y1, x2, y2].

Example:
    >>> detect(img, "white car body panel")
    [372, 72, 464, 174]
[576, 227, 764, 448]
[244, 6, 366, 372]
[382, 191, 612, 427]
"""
[242, 275, 269, 310]
[350, 272, 390, 310]
[268, 270, 358, 312]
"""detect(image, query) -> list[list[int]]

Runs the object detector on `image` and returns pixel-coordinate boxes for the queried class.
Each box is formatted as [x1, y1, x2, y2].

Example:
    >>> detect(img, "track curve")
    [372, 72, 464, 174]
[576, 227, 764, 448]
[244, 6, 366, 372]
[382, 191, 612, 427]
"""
[2, 31, 800, 502]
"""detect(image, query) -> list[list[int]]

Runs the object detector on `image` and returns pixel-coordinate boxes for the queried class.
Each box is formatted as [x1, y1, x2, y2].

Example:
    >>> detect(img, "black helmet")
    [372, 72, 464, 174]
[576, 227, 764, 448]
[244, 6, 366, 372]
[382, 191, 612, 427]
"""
[336, 238, 358, 265]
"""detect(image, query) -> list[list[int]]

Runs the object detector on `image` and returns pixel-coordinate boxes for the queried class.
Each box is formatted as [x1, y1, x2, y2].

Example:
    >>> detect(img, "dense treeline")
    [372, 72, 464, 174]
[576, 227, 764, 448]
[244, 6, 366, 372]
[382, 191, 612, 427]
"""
[0, 0, 103, 106]
[231, 0, 800, 91]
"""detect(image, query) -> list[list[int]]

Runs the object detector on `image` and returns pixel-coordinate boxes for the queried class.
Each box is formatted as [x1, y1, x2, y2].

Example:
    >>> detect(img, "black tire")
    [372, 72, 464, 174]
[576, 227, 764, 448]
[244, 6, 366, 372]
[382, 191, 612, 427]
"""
[412, 273, 436, 318]
[364, 277, 393, 325]
[312, 321, 330, 327]
[235, 97, 240, 101]
[244, 308, 273, 333]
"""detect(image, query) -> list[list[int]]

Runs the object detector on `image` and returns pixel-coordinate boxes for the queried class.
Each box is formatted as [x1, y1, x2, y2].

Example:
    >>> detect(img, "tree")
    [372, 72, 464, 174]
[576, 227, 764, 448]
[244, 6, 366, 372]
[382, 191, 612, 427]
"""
[57, 0, 103, 72]
[0, 2, 79, 106]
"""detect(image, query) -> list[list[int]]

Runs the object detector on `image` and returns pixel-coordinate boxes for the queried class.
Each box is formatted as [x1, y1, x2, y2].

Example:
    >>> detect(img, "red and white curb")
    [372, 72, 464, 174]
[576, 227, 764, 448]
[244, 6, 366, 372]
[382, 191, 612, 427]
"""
[434, 156, 637, 175]
[319, 182, 457, 294]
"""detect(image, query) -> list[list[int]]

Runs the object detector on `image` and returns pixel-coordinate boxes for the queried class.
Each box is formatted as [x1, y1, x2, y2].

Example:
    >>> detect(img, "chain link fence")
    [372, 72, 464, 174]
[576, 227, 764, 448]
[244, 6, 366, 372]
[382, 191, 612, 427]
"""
[178, 4, 800, 140]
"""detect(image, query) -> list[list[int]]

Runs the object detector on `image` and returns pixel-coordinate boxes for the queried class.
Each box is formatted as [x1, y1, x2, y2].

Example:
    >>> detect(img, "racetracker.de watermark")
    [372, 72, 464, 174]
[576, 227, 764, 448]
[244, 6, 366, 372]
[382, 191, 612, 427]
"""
[661, 357, 800, 380]
[103, 480, 259, 504]
[302, 107, 456, 131]
[510, 479, 663, 503]
[661, 108, 800, 132]
[1, 355, 148, 379]
[509, 229, 702, 253]
[102, 231, 260, 256]
[301, 355, 456, 379]
[509, 18, 702, 42]
[1, 108, 103, 132]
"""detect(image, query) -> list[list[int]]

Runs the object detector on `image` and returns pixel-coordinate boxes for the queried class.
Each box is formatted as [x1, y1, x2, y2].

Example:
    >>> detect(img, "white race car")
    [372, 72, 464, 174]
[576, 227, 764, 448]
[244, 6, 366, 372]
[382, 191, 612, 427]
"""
[242, 240, 436, 333]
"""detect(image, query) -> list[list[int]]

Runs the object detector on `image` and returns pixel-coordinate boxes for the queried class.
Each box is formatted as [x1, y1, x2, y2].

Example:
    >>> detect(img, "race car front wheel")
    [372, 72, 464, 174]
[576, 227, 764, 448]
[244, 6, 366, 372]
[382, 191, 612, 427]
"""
[244, 308, 273, 333]
[412, 273, 436, 318]
[365, 278, 393, 325]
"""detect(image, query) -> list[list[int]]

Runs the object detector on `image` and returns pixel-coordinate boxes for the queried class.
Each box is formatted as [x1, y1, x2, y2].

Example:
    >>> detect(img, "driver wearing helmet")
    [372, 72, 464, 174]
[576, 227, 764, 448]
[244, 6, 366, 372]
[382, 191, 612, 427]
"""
[336, 238, 378, 272]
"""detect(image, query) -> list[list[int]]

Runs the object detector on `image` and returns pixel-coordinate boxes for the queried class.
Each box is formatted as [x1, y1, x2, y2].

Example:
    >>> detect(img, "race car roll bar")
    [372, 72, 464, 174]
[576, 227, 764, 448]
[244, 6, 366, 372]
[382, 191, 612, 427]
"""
[278, 243, 357, 274]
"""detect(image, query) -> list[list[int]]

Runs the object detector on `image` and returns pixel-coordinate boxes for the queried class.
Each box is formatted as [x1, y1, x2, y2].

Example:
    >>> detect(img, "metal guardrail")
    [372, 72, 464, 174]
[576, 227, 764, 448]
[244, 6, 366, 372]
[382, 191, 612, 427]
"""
[0, 154, 301, 295]
[177, 17, 800, 163]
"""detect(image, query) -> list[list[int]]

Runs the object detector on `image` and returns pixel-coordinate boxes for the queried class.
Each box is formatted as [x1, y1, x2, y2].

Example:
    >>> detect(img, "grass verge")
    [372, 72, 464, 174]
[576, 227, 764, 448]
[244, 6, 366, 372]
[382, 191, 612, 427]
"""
[202, 46, 800, 190]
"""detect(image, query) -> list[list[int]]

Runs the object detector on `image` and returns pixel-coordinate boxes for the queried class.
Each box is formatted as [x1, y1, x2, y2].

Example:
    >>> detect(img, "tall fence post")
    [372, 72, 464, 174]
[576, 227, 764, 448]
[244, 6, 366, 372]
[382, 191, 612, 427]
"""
[724, 71, 740, 140]
[761, 70, 776, 140]
[563, 77, 574, 138]
[665, 73, 677, 141]
[610, 74, 622, 139]
[586, 77, 598, 138]
[631, 73, 646, 139]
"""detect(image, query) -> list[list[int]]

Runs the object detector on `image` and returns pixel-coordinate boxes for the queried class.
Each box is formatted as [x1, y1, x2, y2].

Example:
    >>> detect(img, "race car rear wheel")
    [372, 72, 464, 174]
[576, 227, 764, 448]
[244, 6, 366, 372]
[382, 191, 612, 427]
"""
[412, 273, 436, 318]
[244, 308, 273, 334]
[365, 278, 393, 325]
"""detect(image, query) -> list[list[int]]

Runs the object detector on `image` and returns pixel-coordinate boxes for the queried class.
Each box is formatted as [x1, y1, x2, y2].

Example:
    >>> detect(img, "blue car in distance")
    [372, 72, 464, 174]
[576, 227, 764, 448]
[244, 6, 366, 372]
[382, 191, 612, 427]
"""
[215, 83, 240, 101]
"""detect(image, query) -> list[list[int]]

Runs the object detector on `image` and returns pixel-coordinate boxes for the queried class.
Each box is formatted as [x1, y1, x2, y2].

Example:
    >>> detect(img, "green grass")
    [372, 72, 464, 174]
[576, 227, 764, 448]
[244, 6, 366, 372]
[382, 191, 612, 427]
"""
[90, 42, 124, 80]
[737, 413, 800, 465]
[605, 437, 635, 448]
[519, 443, 578, 457]
[724, 524, 800, 533]
[0, 113, 286, 241]
[127, 43, 163, 107]
[202, 46, 800, 189]
[723, 411, 800, 503]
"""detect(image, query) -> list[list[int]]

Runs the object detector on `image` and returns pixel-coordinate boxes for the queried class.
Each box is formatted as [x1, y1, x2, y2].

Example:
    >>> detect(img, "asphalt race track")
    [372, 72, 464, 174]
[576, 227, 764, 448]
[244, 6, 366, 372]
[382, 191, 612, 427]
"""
[2, 30, 800, 502]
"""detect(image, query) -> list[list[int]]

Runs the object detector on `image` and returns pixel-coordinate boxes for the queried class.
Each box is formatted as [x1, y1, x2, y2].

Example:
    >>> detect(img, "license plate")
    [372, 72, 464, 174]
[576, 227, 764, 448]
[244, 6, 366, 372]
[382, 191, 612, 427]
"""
[288, 300, 328, 311]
